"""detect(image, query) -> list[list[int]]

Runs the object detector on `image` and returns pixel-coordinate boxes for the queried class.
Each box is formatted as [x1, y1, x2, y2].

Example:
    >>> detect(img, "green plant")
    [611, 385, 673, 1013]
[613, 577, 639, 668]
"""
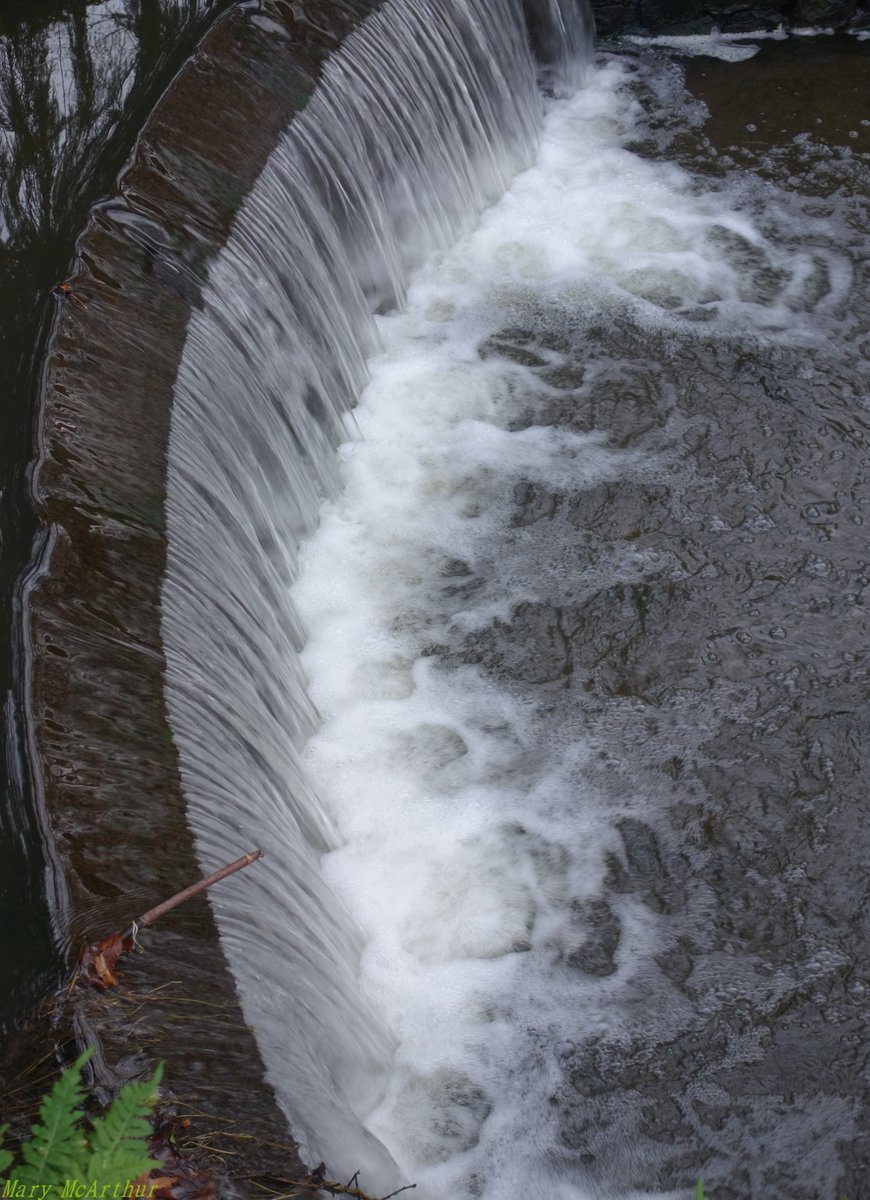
[0, 1048, 162, 1193]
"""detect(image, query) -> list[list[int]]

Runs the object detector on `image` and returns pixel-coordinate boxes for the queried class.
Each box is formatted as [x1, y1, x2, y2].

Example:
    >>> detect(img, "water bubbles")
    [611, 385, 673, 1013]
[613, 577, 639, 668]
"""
[427, 299, 457, 322]
[389, 1070, 493, 1165]
[801, 500, 839, 523]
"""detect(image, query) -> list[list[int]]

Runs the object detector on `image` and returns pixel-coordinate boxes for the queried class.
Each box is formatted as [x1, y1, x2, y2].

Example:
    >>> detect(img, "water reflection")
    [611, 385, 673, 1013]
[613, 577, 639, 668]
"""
[0, 0, 230, 1039]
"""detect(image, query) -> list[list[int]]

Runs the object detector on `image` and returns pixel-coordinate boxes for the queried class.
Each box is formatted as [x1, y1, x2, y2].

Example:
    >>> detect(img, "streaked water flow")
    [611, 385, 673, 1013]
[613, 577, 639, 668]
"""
[163, 0, 585, 1184]
[163, 4, 868, 1197]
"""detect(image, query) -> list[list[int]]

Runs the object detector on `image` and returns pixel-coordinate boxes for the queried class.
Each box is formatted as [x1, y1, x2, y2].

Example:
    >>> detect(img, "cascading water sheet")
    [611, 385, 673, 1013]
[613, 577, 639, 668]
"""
[163, 0, 578, 1182]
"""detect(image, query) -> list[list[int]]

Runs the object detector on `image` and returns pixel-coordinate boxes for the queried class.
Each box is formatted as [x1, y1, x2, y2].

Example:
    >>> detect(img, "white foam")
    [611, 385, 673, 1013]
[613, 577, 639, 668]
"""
[623, 29, 788, 60]
[625, 24, 845, 59]
[292, 58, 830, 1199]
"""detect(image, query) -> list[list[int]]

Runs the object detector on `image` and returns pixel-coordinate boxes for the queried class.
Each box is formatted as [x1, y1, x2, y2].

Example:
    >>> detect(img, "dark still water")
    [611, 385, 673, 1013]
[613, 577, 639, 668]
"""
[0, 0, 232, 1033]
[158, 11, 869, 1200]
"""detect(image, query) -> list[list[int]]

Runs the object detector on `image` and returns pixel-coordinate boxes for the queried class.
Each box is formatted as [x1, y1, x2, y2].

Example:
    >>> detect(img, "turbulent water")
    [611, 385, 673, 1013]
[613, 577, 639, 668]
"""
[163, 3, 869, 1197]
[164, 0, 550, 1178]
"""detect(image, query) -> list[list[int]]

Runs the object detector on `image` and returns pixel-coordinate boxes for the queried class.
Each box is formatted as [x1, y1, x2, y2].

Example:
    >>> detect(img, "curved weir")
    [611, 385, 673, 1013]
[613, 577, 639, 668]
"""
[162, 3, 870, 1197]
[163, 0, 591, 1184]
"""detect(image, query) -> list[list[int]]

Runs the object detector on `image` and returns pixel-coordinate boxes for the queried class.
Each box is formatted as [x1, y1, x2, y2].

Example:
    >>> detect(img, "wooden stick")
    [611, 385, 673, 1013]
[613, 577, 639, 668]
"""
[71, 850, 264, 992]
[123, 850, 263, 938]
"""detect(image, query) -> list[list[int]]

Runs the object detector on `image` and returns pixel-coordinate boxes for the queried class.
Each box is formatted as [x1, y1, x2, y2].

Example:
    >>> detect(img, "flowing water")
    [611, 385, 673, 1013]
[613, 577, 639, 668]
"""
[162, 4, 869, 1197]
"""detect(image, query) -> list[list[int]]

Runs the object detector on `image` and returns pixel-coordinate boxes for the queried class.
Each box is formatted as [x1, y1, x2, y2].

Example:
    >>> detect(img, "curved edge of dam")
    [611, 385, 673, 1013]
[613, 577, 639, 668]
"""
[9, 0, 385, 1178]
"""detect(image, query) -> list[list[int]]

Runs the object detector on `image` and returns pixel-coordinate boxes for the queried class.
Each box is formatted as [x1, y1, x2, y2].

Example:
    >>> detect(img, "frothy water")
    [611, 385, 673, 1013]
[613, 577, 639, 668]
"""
[162, 5, 866, 1197]
[289, 62, 853, 1198]
[163, 0, 581, 1181]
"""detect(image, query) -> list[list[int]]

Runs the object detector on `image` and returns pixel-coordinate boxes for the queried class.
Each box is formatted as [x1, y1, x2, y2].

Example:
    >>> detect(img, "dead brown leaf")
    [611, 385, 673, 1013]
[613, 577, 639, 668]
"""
[73, 930, 134, 991]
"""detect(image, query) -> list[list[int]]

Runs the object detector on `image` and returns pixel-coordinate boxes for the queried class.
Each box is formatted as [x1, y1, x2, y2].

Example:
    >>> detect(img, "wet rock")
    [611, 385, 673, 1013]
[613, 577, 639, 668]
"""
[512, 480, 562, 526]
[566, 482, 671, 540]
[479, 328, 549, 367]
[565, 897, 622, 976]
[396, 1070, 493, 1163]
[605, 817, 687, 915]
[655, 936, 696, 986]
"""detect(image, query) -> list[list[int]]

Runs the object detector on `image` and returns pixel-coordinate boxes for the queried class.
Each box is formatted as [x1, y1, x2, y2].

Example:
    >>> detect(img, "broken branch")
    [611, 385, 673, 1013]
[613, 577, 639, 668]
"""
[72, 850, 263, 991]
[125, 849, 263, 937]
[268, 1179, 415, 1200]
[260, 1163, 416, 1200]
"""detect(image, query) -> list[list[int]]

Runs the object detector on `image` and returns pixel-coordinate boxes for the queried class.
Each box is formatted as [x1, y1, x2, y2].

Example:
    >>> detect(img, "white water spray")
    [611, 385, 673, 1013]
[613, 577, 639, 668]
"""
[163, 0, 587, 1183]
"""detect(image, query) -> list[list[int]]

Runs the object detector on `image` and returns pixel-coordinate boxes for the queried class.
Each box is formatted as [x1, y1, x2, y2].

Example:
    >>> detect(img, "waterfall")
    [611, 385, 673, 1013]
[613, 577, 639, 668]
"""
[162, 0, 593, 1185]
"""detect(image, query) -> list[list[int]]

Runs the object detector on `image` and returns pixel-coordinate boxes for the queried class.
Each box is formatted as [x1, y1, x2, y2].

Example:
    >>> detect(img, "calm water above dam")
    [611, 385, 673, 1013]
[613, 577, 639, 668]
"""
[0, 0, 233, 1030]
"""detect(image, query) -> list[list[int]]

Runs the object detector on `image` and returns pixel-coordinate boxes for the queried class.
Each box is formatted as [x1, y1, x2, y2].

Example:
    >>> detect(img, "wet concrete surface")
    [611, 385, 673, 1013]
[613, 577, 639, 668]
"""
[0, 0, 238, 1037]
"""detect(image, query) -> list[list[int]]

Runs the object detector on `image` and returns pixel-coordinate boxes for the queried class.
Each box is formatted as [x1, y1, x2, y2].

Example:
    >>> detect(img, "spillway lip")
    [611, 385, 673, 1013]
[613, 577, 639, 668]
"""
[17, 0, 387, 1182]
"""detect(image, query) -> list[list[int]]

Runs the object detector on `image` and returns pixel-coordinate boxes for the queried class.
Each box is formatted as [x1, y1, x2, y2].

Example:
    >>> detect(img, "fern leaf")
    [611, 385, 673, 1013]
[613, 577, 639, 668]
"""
[0, 1122, 13, 1176]
[17, 1050, 92, 1185]
[85, 1064, 163, 1187]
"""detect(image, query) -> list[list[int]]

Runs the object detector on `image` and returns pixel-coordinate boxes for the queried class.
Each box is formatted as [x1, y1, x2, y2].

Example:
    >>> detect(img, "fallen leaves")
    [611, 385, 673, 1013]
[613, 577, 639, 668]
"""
[143, 1120, 416, 1200]
[52, 281, 88, 308]
[72, 929, 135, 991]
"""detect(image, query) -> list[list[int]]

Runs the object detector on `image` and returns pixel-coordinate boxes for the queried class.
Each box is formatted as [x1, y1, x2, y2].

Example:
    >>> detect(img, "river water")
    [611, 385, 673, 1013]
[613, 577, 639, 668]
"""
[157, 6, 867, 1199]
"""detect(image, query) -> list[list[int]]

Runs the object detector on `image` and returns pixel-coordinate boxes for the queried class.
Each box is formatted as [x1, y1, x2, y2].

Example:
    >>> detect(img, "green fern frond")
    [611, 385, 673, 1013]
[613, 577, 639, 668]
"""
[0, 1123, 13, 1176]
[695, 1182, 706, 1200]
[85, 1063, 163, 1187]
[17, 1050, 92, 1185]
